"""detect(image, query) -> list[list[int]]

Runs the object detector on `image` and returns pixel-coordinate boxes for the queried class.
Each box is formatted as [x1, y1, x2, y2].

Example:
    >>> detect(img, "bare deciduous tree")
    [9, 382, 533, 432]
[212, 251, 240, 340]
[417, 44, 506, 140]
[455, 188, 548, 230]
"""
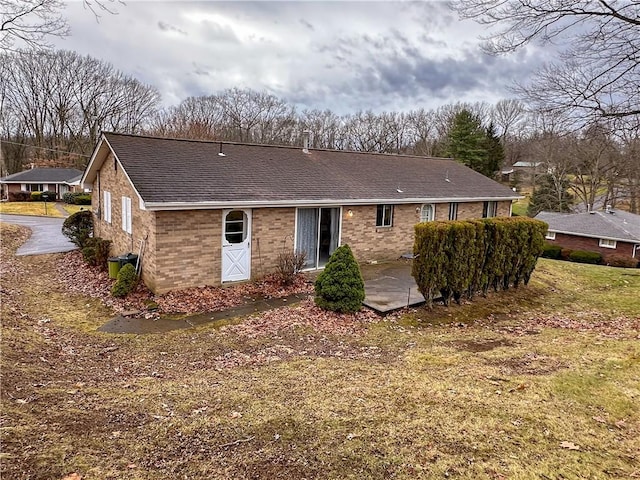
[1, 0, 122, 52]
[1, 50, 159, 170]
[452, 1, 640, 125]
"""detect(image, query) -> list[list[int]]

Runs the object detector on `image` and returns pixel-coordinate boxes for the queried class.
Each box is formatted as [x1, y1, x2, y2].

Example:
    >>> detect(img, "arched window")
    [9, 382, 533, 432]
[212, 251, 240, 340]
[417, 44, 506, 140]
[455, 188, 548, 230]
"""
[224, 210, 247, 244]
[420, 204, 434, 222]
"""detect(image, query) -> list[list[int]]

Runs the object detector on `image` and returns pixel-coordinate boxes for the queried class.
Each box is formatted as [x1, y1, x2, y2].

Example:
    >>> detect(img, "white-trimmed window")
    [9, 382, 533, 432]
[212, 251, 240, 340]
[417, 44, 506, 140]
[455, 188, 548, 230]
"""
[545, 231, 556, 240]
[599, 238, 617, 249]
[483, 201, 497, 218]
[420, 204, 434, 222]
[121, 196, 132, 234]
[26, 183, 44, 192]
[376, 204, 393, 227]
[103, 191, 112, 224]
[448, 202, 458, 221]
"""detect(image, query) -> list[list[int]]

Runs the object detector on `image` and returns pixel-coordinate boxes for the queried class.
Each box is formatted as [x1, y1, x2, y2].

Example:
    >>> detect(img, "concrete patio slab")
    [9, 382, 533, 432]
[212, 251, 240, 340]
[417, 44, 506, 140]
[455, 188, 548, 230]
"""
[361, 260, 425, 313]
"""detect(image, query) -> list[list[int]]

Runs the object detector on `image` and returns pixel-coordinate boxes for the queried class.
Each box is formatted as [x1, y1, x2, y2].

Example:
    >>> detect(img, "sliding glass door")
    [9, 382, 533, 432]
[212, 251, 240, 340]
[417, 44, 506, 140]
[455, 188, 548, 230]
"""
[296, 207, 340, 269]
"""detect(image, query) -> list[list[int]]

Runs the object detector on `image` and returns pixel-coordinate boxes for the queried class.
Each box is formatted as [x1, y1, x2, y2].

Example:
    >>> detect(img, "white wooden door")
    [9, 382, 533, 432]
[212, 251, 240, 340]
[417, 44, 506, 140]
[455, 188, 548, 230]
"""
[221, 209, 251, 282]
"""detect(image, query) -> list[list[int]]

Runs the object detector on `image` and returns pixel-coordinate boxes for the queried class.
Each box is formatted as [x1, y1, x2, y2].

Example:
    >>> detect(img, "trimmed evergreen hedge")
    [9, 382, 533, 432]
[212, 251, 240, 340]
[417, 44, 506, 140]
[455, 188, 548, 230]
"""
[412, 217, 547, 306]
[568, 250, 602, 265]
[541, 243, 562, 259]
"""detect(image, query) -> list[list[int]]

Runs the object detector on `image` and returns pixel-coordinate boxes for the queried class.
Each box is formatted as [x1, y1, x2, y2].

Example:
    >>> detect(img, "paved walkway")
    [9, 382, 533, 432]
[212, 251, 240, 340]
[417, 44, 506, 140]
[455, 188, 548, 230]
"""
[98, 261, 422, 334]
[0, 213, 77, 255]
[54, 203, 71, 217]
[98, 293, 310, 334]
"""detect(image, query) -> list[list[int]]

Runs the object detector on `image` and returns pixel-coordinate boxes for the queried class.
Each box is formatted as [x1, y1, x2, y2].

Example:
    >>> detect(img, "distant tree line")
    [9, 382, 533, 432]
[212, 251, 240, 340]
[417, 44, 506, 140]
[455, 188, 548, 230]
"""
[1, 49, 638, 213]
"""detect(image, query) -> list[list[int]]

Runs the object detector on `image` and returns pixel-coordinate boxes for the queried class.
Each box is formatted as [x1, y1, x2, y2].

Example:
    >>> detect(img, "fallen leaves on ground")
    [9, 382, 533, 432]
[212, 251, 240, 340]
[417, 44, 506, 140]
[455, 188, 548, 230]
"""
[57, 251, 313, 314]
[477, 310, 640, 339]
[222, 299, 378, 339]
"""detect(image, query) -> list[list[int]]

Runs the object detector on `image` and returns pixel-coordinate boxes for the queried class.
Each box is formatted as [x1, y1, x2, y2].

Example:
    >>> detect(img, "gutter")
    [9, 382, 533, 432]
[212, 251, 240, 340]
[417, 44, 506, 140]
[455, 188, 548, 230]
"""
[142, 195, 523, 211]
[547, 228, 639, 244]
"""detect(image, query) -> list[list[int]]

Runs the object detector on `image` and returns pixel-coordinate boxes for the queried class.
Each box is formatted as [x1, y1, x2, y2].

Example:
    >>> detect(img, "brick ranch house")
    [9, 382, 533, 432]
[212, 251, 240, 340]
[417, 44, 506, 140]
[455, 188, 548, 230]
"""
[82, 132, 521, 294]
[535, 209, 640, 263]
[1, 167, 84, 200]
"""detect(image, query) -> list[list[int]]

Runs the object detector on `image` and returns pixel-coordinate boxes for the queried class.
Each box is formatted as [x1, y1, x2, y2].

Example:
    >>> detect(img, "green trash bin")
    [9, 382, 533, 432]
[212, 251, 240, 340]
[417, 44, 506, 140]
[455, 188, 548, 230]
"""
[118, 253, 139, 269]
[108, 257, 121, 279]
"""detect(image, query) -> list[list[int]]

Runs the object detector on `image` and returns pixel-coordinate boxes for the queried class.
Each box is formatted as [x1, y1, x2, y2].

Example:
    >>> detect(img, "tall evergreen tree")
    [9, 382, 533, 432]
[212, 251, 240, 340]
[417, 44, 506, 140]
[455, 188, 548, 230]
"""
[483, 122, 505, 178]
[527, 173, 573, 216]
[444, 109, 500, 177]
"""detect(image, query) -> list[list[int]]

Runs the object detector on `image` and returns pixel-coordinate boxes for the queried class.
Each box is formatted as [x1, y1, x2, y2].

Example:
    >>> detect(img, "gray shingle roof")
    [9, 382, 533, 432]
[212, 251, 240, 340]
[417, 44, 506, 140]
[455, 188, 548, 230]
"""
[89, 133, 519, 206]
[1, 168, 84, 183]
[535, 210, 640, 243]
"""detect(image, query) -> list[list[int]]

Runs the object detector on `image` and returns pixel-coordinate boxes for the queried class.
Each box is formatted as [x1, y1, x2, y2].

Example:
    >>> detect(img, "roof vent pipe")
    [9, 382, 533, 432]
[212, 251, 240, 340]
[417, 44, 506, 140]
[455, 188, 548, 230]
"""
[302, 130, 311, 154]
[218, 142, 226, 157]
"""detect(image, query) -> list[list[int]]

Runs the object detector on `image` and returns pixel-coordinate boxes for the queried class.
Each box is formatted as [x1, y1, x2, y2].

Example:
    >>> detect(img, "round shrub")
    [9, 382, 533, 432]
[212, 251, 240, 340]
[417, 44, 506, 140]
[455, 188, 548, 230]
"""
[73, 194, 92, 205]
[560, 248, 573, 260]
[8, 191, 31, 202]
[606, 255, 639, 268]
[42, 191, 57, 201]
[541, 243, 562, 259]
[30, 191, 42, 201]
[314, 244, 365, 313]
[568, 250, 602, 265]
[82, 237, 112, 269]
[62, 210, 93, 249]
[62, 192, 92, 205]
[111, 263, 138, 298]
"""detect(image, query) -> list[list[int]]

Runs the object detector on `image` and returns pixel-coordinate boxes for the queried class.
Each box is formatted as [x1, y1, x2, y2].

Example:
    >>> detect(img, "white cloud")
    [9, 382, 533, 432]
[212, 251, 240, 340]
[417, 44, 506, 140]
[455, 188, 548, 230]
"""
[53, 1, 548, 113]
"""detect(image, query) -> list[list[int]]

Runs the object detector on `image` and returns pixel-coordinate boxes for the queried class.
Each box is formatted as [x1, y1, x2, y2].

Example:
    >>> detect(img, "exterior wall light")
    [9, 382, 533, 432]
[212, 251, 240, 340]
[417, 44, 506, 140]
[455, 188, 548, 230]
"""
[347, 209, 354, 218]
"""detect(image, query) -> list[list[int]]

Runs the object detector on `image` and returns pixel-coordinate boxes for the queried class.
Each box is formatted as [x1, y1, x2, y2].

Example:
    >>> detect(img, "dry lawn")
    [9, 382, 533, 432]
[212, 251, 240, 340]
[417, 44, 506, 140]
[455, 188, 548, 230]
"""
[1, 223, 639, 480]
[0, 202, 63, 217]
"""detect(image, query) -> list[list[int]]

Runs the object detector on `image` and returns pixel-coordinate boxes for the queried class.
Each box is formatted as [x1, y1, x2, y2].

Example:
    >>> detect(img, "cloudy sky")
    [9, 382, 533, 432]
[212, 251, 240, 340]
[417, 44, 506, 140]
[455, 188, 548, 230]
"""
[52, 1, 547, 113]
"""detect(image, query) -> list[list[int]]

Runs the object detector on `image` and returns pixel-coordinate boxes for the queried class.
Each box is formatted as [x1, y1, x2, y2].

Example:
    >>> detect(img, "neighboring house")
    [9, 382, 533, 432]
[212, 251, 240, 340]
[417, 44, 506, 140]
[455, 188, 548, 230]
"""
[1, 168, 84, 199]
[82, 132, 521, 294]
[512, 161, 544, 184]
[535, 209, 640, 262]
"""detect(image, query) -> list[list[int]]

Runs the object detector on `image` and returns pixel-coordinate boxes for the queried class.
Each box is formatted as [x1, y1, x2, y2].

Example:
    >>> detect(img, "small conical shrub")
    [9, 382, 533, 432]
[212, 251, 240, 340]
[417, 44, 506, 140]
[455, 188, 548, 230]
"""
[111, 263, 138, 298]
[314, 244, 365, 313]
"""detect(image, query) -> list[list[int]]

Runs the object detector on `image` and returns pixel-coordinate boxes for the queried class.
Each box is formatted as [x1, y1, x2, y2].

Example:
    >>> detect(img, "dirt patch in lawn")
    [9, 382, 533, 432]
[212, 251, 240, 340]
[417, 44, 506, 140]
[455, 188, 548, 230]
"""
[485, 352, 568, 375]
[450, 338, 515, 352]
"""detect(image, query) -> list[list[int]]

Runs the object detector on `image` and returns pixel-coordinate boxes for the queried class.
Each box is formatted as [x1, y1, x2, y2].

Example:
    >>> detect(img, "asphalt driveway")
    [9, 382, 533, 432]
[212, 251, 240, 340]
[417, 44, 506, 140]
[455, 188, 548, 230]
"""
[0, 214, 77, 255]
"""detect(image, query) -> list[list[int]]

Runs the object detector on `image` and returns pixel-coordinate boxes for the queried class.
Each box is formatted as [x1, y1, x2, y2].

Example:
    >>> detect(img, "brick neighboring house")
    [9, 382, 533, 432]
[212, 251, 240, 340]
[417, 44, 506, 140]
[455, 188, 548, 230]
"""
[82, 132, 521, 294]
[535, 209, 640, 263]
[1, 168, 84, 200]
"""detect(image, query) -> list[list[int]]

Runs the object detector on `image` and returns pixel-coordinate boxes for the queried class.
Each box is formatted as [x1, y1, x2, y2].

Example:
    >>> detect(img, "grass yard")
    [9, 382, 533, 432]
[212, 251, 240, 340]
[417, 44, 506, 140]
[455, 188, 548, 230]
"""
[511, 187, 532, 217]
[0, 201, 63, 217]
[1, 222, 638, 480]
[62, 203, 90, 215]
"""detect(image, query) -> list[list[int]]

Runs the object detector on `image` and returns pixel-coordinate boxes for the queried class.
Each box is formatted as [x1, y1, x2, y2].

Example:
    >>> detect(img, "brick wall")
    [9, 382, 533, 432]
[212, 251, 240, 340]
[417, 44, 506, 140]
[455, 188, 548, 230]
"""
[251, 207, 296, 279]
[341, 201, 513, 262]
[547, 232, 636, 260]
[92, 153, 157, 288]
[341, 204, 420, 261]
[153, 210, 221, 293]
[151, 207, 296, 294]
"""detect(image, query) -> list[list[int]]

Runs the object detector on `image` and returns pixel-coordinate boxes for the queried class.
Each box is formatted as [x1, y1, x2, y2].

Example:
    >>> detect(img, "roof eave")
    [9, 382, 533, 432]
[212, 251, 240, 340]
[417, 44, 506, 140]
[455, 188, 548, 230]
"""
[547, 228, 639, 243]
[81, 135, 111, 187]
[143, 195, 522, 211]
